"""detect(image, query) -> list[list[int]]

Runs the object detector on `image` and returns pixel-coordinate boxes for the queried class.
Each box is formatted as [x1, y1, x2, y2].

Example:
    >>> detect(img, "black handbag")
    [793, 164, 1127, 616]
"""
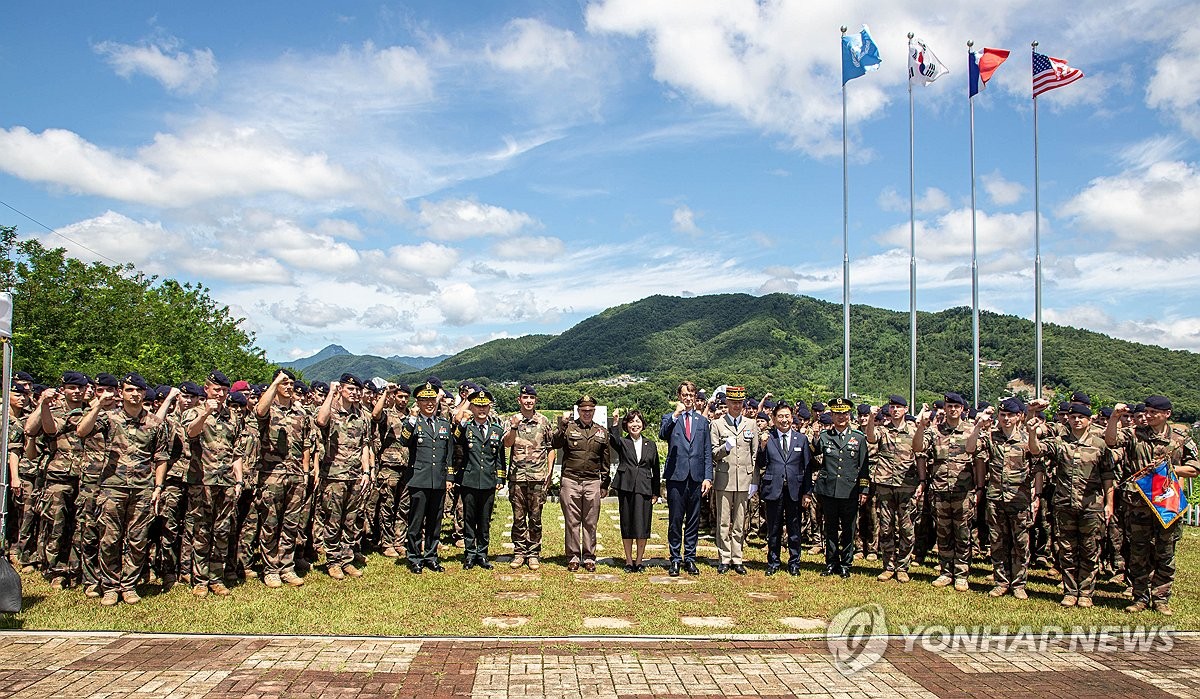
[0, 554, 22, 613]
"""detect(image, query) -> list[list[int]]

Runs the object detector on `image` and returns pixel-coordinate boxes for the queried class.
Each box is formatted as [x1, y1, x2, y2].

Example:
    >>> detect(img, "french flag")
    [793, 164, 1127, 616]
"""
[970, 47, 1010, 98]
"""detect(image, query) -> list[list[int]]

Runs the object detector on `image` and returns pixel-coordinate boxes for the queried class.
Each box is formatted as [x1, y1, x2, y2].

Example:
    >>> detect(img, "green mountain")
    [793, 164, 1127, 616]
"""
[298, 354, 419, 383]
[281, 344, 351, 371]
[387, 354, 450, 370]
[410, 293, 1200, 419]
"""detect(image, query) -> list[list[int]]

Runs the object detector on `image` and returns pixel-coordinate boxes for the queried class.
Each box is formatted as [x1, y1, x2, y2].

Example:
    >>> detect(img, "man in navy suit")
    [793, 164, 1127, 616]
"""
[756, 402, 813, 575]
[659, 381, 713, 576]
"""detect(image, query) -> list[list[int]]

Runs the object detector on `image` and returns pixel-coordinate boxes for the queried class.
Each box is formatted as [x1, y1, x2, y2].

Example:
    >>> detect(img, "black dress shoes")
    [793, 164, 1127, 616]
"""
[407, 563, 423, 574]
[635, 563, 646, 573]
[765, 565, 780, 576]
[788, 565, 801, 576]
[463, 559, 476, 570]
[821, 564, 837, 577]
[839, 566, 851, 578]
[668, 561, 681, 577]
[477, 559, 493, 570]
[732, 563, 748, 575]
[717, 564, 730, 574]
[683, 561, 700, 576]
[624, 563, 637, 573]
[425, 561, 445, 573]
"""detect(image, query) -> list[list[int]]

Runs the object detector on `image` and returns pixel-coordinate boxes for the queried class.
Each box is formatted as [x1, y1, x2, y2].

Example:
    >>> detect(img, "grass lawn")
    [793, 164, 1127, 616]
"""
[4, 498, 1197, 636]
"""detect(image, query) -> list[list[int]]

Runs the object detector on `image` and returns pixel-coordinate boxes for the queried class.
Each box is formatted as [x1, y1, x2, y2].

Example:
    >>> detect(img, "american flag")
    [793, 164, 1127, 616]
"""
[1032, 51, 1083, 98]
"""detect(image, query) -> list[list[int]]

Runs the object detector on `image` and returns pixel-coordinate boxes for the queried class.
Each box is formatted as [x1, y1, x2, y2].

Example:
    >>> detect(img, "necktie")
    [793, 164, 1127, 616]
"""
[685, 413, 692, 440]
[782, 433, 789, 453]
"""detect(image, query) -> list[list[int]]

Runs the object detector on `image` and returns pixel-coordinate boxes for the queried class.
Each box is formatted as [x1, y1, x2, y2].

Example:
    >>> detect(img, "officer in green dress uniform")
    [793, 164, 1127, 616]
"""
[451, 389, 506, 570]
[399, 381, 453, 573]
[806, 397, 870, 578]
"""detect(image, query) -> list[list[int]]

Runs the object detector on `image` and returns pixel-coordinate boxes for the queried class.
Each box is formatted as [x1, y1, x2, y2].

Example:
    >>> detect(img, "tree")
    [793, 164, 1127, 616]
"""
[0, 225, 275, 386]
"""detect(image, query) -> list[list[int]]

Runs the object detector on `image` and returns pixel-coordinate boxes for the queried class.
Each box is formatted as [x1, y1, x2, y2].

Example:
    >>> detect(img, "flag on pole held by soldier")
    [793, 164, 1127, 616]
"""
[1134, 459, 1187, 528]
[969, 47, 1009, 97]
[1032, 51, 1083, 97]
[908, 37, 948, 85]
[842, 25, 882, 84]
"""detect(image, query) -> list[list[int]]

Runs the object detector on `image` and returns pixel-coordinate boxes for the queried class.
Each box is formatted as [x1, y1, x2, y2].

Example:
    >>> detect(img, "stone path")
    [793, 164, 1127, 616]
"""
[0, 631, 1194, 698]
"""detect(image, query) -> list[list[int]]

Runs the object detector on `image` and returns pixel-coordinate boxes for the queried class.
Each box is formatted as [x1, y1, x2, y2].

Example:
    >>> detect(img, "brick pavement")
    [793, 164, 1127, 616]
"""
[0, 631, 1196, 698]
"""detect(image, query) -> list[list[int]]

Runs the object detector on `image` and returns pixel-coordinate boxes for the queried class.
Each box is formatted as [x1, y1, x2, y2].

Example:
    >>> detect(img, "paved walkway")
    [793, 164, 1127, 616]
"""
[0, 630, 1196, 698]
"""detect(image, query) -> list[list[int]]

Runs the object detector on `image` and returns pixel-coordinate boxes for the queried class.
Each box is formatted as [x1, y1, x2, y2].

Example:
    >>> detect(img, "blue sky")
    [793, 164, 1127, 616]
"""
[2, 0, 1198, 365]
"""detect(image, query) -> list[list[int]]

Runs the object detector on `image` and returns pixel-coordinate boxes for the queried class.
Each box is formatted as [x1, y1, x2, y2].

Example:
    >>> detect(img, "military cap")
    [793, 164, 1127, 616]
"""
[1067, 403, 1092, 416]
[294, 381, 309, 396]
[1099, 406, 1114, 418]
[414, 381, 439, 399]
[904, 414, 917, 422]
[933, 399, 945, 409]
[1145, 395, 1172, 411]
[10, 383, 30, 395]
[856, 403, 871, 416]
[943, 392, 967, 406]
[94, 373, 120, 388]
[887, 394, 908, 407]
[725, 386, 746, 400]
[458, 381, 474, 393]
[967, 406, 978, 420]
[1070, 391, 1092, 406]
[228, 391, 248, 407]
[1132, 402, 1145, 413]
[60, 371, 89, 387]
[755, 411, 770, 421]
[123, 373, 150, 390]
[154, 385, 172, 401]
[796, 405, 812, 420]
[179, 381, 205, 397]
[576, 394, 597, 407]
[467, 388, 493, 406]
[273, 367, 296, 381]
[425, 375, 443, 389]
[310, 381, 329, 393]
[763, 398, 778, 410]
[819, 413, 833, 425]
[745, 398, 758, 409]
[828, 397, 853, 413]
[397, 383, 412, 394]
[231, 380, 251, 393]
[999, 397, 1025, 414]
[1057, 401, 1070, 412]
[518, 384, 537, 396]
[336, 373, 362, 388]
[13, 371, 34, 383]
[250, 384, 265, 397]
[811, 401, 826, 413]
[206, 370, 231, 387]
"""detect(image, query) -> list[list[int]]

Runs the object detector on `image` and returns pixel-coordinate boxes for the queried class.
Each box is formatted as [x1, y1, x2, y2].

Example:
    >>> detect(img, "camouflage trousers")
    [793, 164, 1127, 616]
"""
[97, 486, 154, 593]
[299, 481, 319, 557]
[373, 468, 413, 552]
[748, 493, 767, 540]
[933, 491, 976, 579]
[318, 479, 364, 568]
[1102, 496, 1127, 574]
[231, 484, 259, 574]
[255, 473, 305, 577]
[1054, 505, 1104, 598]
[40, 478, 78, 579]
[856, 492, 878, 556]
[508, 481, 546, 557]
[186, 484, 237, 586]
[987, 499, 1032, 590]
[912, 488, 936, 565]
[71, 481, 102, 588]
[1031, 490, 1054, 566]
[153, 480, 189, 579]
[801, 495, 823, 547]
[11, 476, 41, 566]
[1124, 491, 1182, 604]
[875, 485, 918, 572]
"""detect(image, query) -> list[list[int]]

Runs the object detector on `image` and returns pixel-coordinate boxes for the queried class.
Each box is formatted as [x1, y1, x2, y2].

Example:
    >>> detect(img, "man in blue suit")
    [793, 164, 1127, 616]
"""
[756, 402, 814, 575]
[659, 381, 713, 576]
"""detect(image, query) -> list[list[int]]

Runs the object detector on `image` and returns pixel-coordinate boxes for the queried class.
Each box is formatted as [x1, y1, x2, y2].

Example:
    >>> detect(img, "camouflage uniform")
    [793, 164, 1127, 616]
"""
[801, 422, 825, 550]
[93, 408, 169, 593]
[232, 415, 260, 576]
[1111, 423, 1200, 607]
[155, 412, 192, 580]
[1042, 429, 1114, 599]
[869, 419, 922, 573]
[506, 412, 553, 559]
[182, 405, 243, 587]
[977, 426, 1039, 592]
[373, 407, 411, 555]
[13, 432, 47, 567]
[317, 407, 370, 569]
[39, 406, 85, 582]
[924, 420, 976, 581]
[451, 418, 506, 563]
[72, 414, 108, 590]
[5, 420, 27, 561]
[255, 401, 311, 579]
[1102, 441, 1129, 577]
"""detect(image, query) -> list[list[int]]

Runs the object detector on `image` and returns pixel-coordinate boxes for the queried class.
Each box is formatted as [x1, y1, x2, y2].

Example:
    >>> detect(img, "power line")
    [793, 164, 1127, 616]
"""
[0, 199, 123, 265]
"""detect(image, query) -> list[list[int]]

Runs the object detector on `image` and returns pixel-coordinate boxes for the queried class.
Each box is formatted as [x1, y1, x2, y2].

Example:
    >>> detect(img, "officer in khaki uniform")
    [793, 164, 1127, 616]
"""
[806, 397, 870, 578]
[502, 384, 554, 570]
[552, 394, 610, 572]
[709, 385, 758, 574]
[863, 395, 924, 583]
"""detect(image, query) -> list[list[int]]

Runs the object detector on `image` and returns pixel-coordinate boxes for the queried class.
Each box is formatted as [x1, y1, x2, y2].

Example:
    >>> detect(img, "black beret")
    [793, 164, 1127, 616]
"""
[819, 413, 833, 425]
[425, 375, 443, 389]
[123, 373, 150, 390]
[179, 381, 205, 397]
[763, 399, 777, 410]
[943, 392, 967, 406]
[338, 373, 363, 388]
[1067, 403, 1092, 416]
[1145, 395, 1172, 411]
[228, 391, 248, 407]
[933, 400, 945, 409]
[10, 383, 30, 395]
[887, 394, 908, 407]
[310, 381, 329, 393]
[977, 401, 991, 410]
[1070, 391, 1091, 406]
[154, 386, 172, 401]
[857, 403, 871, 416]
[94, 373, 120, 388]
[1099, 407, 1114, 418]
[60, 371, 89, 387]
[294, 381, 309, 395]
[1132, 403, 1146, 413]
[1057, 401, 1069, 412]
[519, 384, 537, 397]
[458, 381, 473, 392]
[755, 411, 770, 421]
[397, 383, 412, 394]
[811, 402, 826, 412]
[207, 370, 231, 388]
[696, 389, 707, 400]
[31, 384, 48, 399]
[274, 367, 296, 381]
[13, 371, 34, 383]
[999, 397, 1025, 414]
[796, 406, 812, 420]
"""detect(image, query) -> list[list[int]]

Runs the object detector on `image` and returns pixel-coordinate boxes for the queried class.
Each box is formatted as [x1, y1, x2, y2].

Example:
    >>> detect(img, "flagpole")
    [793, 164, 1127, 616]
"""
[1031, 40, 1043, 400]
[968, 40, 980, 409]
[907, 33, 918, 410]
[841, 25, 851, 399]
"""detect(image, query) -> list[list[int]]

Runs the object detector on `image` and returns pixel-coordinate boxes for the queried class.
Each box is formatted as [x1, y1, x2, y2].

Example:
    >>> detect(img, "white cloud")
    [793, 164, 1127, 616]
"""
[878, 186, 951, 214]
[981, 171, 1026, 206]
[418, 199, 536, 240]
[875, 208, 1038, 262]
[486, 18, 583, 74]
[672, 205, 700, 235]
[94, 36, 218, 94]
[251, 219, 362, 273]
[268, 295, 356, 329]
[1045, 305, 1200, 353]
[491, 235, 565, 260]
[360, 304, 415, 330]
[1146, 25, 1200, 138]
[437, 282, 483, 325]
[1059, 159, 1200, 251]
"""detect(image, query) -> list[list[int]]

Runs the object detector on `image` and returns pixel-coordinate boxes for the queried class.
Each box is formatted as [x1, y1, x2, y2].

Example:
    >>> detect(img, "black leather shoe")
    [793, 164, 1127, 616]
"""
[668, 561, 681, 577]
[463, 559, 476, 570]
[821, 565, 837, 577]
[839, 566, 851, 579]
[407, 563, 423, 574]
[425, 561, 445, 573]
[477, 559, 494, 570]
[684, 561, 700, 576]
[789, 565, 801, 577]
[732, 563, 748, 575]
[717, 564, 729, 574]
[624, 563, 637, 573]
[765, 565, 780, 576]
[635, 563, 646, 573]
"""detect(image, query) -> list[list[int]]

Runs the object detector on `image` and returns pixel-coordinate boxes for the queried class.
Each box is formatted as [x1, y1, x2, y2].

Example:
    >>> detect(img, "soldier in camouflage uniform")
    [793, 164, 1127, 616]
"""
[182, 371, 244, 597]
[802, 403, 827, 554]
[371, 383, 412, 559]
[452, 389, 505, 569]
[967, 397, 1041, 600]
[5, 383, 29, 566]
[853, 404, 879, 561]
[229, 390, 259, 580]
[1034, 401, 1114, 607]
[76, 373, 169, 606]
[72, 373, 119, 597]
[502, 385, 554, 570]
[298, 381, 327, 566]
[914, 392, 981, 591]
[153, 382, 202, 588]
[1093, 407, 1127, 581]
[253, 370, 311, 589]
[864, 396, 924, 583]
[24, 372, 89, 588]
[12, 384, 50, 573]
[315, 374, 372, 580]
[1106, 396, 1200, 616]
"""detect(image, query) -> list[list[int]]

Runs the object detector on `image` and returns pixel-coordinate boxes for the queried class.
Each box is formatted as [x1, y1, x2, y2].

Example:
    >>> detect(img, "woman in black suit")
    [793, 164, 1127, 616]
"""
[609, 409, 661, 572]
